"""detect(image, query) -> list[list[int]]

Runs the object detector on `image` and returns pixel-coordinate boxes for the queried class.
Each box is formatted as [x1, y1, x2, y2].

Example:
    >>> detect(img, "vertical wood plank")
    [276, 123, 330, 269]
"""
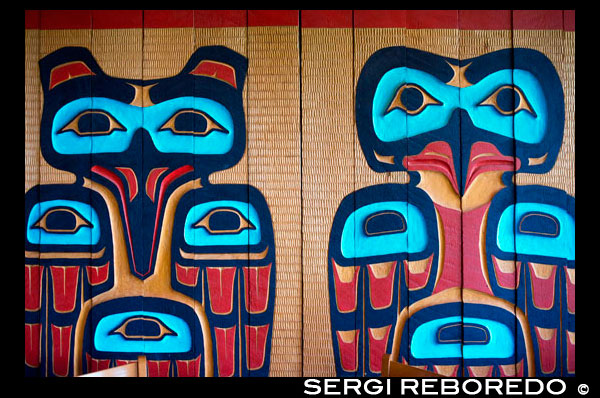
[247, 10, 302, 376]
[301, 9, 353, 377]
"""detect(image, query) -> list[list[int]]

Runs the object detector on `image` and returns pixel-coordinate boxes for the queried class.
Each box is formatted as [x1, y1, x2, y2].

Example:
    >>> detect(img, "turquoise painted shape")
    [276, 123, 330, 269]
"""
[51, 96, 234, 155]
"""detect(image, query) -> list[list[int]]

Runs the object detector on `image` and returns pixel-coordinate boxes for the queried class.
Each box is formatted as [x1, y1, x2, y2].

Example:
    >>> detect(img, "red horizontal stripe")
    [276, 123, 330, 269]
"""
[459, 10, 512, 30]
[301, 10, 352, 28]
[40, 10, 91, 29]
[564, 10, 575, 31]
[248, 10, 298, 26]
[144, 10, 193, 28]
[24, 9, 573, 30]
[92, 10, 142, 29]
[354, 10, 406, 28]
[513, 10, 563, 30]
[194, 10, 246, 27]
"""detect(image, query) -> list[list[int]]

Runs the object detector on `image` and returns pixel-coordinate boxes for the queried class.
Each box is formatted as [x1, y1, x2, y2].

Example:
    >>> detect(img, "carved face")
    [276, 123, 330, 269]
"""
[355, 46, 564, 197]
[25, 46, 276, 377]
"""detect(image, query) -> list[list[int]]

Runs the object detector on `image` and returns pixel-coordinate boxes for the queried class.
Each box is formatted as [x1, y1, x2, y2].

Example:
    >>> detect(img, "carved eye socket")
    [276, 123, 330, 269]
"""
[479, 85, 535, 116]
[59, 110, 125, 136]
[110, 316, 176, 341]
[159, 109, 228, 136]
[386, 83, 442, 115]
[32, 207, 92, 234]
[193, 207, 255, 234]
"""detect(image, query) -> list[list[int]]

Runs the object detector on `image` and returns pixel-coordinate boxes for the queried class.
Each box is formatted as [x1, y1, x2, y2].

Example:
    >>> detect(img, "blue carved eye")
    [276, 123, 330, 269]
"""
[184, 200, 261, 247]
[386, 83, 441, 115]
[31, 206, 92, 234]
[26, 200, 100, 245]
[159, 109, 228, 136]
[192, 207, 256, 235]
[59, 109, 125, 136]
[364, 210, 406, 236]
[518, 212, 560, 237]
[479, 85, 535, 116]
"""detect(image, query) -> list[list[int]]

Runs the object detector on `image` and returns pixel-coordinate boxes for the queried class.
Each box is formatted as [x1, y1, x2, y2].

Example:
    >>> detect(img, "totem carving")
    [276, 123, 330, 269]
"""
[24, 46, 276, 377]
[328, 47, 574, 377]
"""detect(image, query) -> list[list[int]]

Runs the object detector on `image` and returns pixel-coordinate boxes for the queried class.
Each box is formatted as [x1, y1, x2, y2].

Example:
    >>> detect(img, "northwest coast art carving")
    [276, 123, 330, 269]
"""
[328, 47, 574, 377]
[24, 46, 276, 377]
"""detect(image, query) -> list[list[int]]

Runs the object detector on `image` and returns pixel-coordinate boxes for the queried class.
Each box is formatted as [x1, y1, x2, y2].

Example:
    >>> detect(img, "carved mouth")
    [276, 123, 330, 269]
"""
[464, 142, 519, 192]
[403, 141, 459, 195]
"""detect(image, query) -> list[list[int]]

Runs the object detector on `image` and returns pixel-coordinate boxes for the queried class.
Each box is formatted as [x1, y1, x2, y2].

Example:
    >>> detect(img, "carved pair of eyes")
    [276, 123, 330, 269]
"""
[59, 108, 227, 137]
[386, 83, 534, 116]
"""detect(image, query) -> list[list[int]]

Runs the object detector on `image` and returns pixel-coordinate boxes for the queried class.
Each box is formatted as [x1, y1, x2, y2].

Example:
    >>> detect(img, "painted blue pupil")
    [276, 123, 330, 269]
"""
[174, 112, 207, 133]
[79, 112, 111, 133]
[496, 87, 519, 113]
[400, 86, 424, 111]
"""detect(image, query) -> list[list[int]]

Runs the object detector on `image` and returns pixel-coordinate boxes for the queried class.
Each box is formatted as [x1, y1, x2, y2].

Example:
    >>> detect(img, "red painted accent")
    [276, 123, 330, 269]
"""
[49, 61, 94, 90]
[115, 359, 135, 367]
[406, 10, 458, 29]
[50, 266, 80, 313]
[176, 355, 202, 377]
[115, 167, 138, 202]
[51, 324, 73, 376]
[85, 353, 111, 373]
[248, 10, 298, 26]
[190, 60, 237, 88]
[144, 10, 193, 28]
[175, 263, 200, 287]
[465, 142, 519, 192]
[354, 10, 406, 28]
[145, 167, 169, 202]
[459, 10, 512, 30]
[40, 10, 91, 29]
[92, 165, 139, 275]
[403, 141, 459, 195]
[25, 265, 43, 311]
[513, 10, 563, 30]
[301, 10, 353, 28]
[367, 262, 396, 309]
[147, 165, 194, 277]
[215, 326, 236, 377]
[25, 323, 42, 368]
[245, 324, 270, 370]
[206, 267, 237, 315]
[243, 263, 272, 314]
[566, 330, 575, 374]
[331, 259, 360, 313]
[432, 205, 462, 294]
[194, 10, 246, 27]
[368, 325, 391, 373]
[565, 266, 575, 314]
[564, 10, 575, 31]
[434, 364, 459, 377]
[404, 255, 434, 291]
[462, 203, 493, 295]
[534, 327, 557, 374]
[499, 359, 524, 377]
[336, 330, 359, 372]
[148, 359, 171, 377]
[528, 263, 557, 310]
[491, 256, 521, 290]
[468, 365, 494, 377]
[92, 10, 142, 29]
[85, 262, 110, 286]
[25, 10, 40, 29]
